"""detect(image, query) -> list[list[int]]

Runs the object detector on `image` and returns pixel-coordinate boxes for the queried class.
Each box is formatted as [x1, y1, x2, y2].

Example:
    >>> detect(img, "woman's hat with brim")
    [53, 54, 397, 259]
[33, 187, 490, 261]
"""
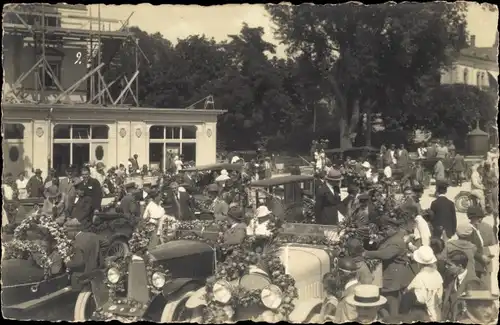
[412, 246, 437, 265]
[215, 174, 230, 182]
[362, 162, 371, 169]
[345, 284, 387, 307]
[255, 205, 272, 219]
[228, 206, 244, 222]
[325, 168, 343, 181]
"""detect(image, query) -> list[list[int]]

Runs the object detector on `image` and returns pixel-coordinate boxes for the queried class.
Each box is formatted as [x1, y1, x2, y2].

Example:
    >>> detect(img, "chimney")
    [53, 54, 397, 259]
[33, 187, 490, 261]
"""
[470, 35, 476, 47]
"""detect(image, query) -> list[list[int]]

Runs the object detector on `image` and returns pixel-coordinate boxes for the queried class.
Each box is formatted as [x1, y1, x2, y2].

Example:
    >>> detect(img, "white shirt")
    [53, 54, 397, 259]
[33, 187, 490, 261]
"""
[413, 215, 432, 246]
[365, 169, 372, 179]
[247, 218, 271, 236]
[16, 178, 28, 199]
[418, 147, 427, 158]
[2, 184, 14, 201]
[143, 201, 166, 220]
[174, 160, 183, 173]
[407, 266, 443, 321]
[384, 166, 392, 178]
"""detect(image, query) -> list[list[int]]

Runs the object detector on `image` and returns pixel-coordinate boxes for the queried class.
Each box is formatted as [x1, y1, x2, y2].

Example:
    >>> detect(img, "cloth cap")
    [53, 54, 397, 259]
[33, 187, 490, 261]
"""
[456, 222, 474, 237]
[345, 285, 387, 307]
[459, 290, 498, 301]
[255, 205, 272, 219]
[412, 246, 437, 265]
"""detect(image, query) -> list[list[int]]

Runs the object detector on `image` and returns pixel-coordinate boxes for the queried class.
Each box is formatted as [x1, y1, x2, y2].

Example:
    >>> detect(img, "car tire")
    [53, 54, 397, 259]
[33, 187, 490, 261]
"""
[74, 290, 96, 321]
[105, 238, 130, 259]
[454, 193, 471, 213]
[160, 287, 203, 322]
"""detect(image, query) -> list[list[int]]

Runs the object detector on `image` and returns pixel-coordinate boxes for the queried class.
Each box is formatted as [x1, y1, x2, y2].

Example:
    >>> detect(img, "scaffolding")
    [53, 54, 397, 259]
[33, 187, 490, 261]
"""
[2, 3, 143, 107]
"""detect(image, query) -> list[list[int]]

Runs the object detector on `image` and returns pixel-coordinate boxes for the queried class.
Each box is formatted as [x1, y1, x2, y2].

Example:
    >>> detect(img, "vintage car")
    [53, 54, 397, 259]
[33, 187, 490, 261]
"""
[250, 175, 316, 222]
[74, 238, 217, 322]
[183, 224, 340, 323]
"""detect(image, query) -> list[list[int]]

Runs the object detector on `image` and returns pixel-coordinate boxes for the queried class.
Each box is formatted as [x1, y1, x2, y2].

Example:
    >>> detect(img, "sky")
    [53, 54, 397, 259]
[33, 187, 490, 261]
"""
[91, 3, 498, 56]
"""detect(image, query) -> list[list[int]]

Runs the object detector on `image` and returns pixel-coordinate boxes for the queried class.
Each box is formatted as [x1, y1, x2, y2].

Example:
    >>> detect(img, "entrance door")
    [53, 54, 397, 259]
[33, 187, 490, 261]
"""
[72, 143, 90, 171]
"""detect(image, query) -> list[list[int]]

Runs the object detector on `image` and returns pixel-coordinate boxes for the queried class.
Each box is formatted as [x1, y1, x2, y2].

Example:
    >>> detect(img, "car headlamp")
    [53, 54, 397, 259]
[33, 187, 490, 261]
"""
[151, 272, 166, 289]
[261, 285, 283, 309]
[213, 280, 232, 304]
[107, 267, 121, 284]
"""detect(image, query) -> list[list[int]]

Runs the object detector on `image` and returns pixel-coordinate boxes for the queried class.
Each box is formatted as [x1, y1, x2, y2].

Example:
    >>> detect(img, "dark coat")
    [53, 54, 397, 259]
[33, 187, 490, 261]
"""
[26, 175, 44, 198]
[314, 183, 340, 225]
[430, 195, 457, 238]
[451, 154, 466, 172]
[82, 177, 103, 211]
[441, 271, 482, 322]
[364, 230, 414, 292]
[166, 190, 195, 221]
[69, 196, 93, 230]
[340, 195, 355, 217]
[120, 193, 141, 221]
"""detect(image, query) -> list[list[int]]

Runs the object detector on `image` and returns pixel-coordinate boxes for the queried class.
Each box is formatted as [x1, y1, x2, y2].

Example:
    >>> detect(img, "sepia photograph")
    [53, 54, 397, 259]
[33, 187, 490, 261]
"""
[1, 2, 498, 323]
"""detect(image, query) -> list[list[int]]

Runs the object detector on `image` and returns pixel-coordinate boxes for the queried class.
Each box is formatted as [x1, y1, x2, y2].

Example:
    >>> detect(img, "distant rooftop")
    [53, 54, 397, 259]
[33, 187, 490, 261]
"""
[460, 32, 498, 63]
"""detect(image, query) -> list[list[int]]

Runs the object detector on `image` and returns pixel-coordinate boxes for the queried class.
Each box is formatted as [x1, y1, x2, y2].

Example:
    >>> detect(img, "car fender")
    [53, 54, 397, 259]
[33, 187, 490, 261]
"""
[288, 298, 323, 323]
[162, 278, 204, 298]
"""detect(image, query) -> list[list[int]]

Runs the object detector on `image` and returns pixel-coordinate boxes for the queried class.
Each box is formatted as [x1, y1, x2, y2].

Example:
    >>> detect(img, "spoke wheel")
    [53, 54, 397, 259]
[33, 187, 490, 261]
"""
[106, 239, 129, 259]
[455, 194, 471, 213]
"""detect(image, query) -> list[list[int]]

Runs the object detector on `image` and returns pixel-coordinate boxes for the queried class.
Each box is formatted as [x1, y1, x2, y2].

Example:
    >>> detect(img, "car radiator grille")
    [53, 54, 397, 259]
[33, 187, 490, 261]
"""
[127, 260, 150, 304]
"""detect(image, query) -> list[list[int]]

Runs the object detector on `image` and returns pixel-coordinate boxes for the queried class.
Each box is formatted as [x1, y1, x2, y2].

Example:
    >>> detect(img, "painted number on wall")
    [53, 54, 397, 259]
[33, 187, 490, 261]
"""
[75, 52, 83, 64]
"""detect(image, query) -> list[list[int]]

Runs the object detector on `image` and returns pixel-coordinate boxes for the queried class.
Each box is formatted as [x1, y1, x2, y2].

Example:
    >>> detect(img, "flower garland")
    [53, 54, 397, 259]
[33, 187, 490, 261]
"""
[3, 212, 74, 277]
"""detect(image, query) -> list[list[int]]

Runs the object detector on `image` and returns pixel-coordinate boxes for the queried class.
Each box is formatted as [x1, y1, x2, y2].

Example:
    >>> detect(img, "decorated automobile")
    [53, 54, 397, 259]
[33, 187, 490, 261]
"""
[75, 222, 219, 322]
[182, 223, 343, 323]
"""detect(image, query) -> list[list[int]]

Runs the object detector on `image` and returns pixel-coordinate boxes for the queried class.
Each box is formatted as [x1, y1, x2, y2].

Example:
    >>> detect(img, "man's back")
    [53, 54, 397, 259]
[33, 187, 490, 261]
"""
[430, 196, 457, 237]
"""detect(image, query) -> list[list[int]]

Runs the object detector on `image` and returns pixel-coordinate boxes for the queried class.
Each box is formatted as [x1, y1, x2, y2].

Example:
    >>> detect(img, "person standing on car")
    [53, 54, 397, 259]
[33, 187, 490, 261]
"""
[223, 206, 247, 246]
[315, 168, 342, 225]
[81, 166, 103, 213]
[120, 181, 141, 222]
[65, 178, 94, 231]
[429, 181, 457, 241]
[167, 181, 195, 221]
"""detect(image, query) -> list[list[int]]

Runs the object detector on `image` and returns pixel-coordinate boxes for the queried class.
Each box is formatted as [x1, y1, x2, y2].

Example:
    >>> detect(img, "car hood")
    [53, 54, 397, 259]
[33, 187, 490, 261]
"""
[149, 239, 214, 261]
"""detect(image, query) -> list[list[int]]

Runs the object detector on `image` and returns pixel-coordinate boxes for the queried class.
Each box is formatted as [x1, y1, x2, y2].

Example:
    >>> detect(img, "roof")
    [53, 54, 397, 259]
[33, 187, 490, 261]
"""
[183, 163, 244, 172]
[460, 46, 497, 63]
[250, 175, 314, 187]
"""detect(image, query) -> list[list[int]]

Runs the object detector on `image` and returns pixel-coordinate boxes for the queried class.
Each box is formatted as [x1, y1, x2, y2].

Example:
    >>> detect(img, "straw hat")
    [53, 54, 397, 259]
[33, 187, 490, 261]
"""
[362, 162, 371, 169]
[412, 246, 437, 265]
[345, 285, 387, 307]
[255, 206, 272, 219]
[215, 174, 230, 182]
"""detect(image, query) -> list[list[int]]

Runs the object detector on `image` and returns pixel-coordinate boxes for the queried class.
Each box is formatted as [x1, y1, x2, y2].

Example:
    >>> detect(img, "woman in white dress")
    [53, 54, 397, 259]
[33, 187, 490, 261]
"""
[143, 190, 177, 247]
[16, 171, 28, 200]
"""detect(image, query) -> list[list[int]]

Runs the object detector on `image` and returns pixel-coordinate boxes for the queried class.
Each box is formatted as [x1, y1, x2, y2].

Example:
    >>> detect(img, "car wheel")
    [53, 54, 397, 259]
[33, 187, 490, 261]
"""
[160, 288, 203, 322]
[74, 290, 97, 321]
[106, 238, 130, 259]
[455, 193, 471, 213]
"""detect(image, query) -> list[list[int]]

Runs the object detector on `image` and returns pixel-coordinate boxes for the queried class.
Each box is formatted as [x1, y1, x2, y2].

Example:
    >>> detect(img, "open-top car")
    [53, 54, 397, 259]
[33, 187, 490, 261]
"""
[250, 175, 316, 223]
[182, 223, 341, 323]
[74, 237, 217, 322]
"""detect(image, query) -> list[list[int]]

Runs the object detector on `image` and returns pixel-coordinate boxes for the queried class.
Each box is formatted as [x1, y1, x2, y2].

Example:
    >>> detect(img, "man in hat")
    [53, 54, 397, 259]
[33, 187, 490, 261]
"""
[64, 177, 94, 231]
[247, 205, 272, 237]
[457, 288, 499, 324]
[346, 238, 373, 285]
[59, 165, 75, 197]
[325, 257, 360, 322]
[120, 181, 141, 222]
[92, 162, 106, 186]
[27, 168, 44, 198]
[349, 193, 371, 227]
[440, 250, 483, 321]
[400, 246, 443, 322]
[344, 284, 387, 323]
[222, 206, 247, 246]
[340, 185, 358, 218]
[80, 166, 103, 213]
[167, 181, 194, 221]
[315, 168, 342, 225]
[130, 154, 140, 172]
[206, 183, 229, 221]
[429, 180, 457, 240]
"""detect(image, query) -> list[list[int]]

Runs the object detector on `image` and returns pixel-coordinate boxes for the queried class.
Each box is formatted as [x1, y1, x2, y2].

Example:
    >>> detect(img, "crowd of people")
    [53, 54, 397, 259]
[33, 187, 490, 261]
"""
[1, 144, 499, 324]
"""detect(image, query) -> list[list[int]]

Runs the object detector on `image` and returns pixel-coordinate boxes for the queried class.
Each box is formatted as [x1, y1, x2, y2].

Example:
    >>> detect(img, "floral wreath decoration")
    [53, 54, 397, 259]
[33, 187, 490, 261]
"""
[2, 212, 74, 278]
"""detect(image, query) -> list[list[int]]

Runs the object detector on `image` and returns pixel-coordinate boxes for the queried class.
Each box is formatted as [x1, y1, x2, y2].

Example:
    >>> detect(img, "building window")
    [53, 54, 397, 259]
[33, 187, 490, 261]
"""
[42, 62, 61, 88]
[463, 68, 469, 84]
[2, 123, 25, 139]
[52, 124, 109, 176]
[148, 125, 198, 170]
[9, 146, 20, 162]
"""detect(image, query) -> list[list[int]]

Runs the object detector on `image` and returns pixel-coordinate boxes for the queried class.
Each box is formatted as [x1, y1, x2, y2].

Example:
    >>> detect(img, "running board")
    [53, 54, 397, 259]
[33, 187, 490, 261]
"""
[6, 287, 73, 311]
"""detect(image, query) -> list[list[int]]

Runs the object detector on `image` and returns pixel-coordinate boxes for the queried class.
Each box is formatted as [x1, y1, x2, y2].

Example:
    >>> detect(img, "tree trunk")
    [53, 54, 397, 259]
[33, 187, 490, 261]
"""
[365, 105, 372, 147]
[339, 99, 361, 149]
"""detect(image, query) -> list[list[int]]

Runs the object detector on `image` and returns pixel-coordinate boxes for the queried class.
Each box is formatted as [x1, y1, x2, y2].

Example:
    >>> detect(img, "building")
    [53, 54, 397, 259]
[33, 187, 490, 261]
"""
[440, 33, 499, 90]
[2, 4, 225, 178]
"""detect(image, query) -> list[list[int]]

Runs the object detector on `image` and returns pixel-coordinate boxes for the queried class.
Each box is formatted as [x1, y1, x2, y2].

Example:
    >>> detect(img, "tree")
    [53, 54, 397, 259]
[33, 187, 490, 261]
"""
[267, 2, 468, 148]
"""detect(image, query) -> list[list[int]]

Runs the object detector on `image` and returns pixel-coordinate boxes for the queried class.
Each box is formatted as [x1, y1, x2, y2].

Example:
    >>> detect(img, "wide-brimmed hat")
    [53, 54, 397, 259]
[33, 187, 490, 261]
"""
[459, 290, 498, 301]
[412, 246, 437, 265]
[325, 168, 343, 181]
[345, 285, 387, 307]
[456, 222, 474, 237]
[215, 174, 230, 182]
[45, 185, 61, 199]
[206, 184, 219, 193]
[228, 206, 244, 222]
[255, 206, 272, 219]
[362, 162, 371, 169]
[35, 168, 42, 174]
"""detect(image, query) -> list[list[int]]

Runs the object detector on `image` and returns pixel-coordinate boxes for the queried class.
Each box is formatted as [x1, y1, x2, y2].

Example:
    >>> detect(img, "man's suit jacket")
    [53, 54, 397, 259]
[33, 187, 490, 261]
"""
[430, 195, 457, 238]
[340, 195, 355, 217]
[223, 223, 247, 246]
[434, 161, 446, 181]
[69, 196, 93, 230]
[27, 176, 44, 197]
[314, 183, 340, 225]
[441, 272, 482, 322]
[167, 191, 195, 221]
[120, 194, 141, 221]
[451, 154, 466, 172]
[82, 177, 103, 211]
[59, 177, 73, 195]
[364, 230, 414, 292]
